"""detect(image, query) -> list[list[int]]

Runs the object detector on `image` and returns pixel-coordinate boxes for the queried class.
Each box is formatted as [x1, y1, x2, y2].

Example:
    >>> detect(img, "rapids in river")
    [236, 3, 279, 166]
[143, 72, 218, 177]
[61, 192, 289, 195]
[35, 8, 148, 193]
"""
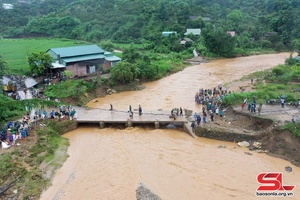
[41, 53, 300, 200]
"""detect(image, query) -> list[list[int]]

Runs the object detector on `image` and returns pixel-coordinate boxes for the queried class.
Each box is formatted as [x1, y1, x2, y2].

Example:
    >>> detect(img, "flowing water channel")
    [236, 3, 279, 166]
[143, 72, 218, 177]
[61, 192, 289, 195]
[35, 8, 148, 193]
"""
[41, 53, 300, 200]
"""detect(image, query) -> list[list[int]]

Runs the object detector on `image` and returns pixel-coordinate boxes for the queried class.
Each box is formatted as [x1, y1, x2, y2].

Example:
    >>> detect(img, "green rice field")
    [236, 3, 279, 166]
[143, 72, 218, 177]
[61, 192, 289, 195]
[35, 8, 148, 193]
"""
[0, 38, 91, 74]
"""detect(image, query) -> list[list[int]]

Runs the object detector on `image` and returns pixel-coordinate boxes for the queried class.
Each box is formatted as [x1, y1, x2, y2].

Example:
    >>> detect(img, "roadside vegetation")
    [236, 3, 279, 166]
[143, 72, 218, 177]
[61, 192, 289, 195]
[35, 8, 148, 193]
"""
[223, 56, 300, 106]
[223, 55, 300, 137]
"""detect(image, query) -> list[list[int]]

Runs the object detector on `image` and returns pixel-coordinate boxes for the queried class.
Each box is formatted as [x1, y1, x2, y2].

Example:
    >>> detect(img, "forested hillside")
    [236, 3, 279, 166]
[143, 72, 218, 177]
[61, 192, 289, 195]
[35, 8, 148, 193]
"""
[1, 0, 300, 52]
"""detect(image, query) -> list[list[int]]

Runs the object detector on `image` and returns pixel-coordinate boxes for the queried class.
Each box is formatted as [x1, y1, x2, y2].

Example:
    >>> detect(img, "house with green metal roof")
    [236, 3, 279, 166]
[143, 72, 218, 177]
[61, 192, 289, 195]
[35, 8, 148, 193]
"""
[46, 44, 106, 77]
[162, 31, 177, 37]
[102, 52, 121, 70]
[184, 28, 201, 36]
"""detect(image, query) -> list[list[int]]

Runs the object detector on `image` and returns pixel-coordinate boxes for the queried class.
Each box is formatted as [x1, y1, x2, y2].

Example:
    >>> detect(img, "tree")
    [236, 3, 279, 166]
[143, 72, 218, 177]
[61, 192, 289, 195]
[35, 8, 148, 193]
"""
[202, 26, 236, 57]
[122, 47, 140, 63]
[110, 62, 137, 84]
[28, 52, 53, 76]
[291, 39, 300, 52]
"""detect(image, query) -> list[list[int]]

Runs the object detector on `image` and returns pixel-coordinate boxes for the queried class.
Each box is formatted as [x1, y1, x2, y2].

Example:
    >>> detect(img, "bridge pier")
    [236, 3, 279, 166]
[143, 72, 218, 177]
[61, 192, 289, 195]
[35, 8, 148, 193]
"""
[99, 121, 105, 129]
[154, 121, 159, 129]
[126, 120, 132, 128]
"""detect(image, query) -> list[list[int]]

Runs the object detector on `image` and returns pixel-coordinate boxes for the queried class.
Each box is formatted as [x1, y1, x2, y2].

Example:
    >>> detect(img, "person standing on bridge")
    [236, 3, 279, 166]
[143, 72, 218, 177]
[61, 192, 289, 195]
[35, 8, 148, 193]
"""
[138, 105, 142, 116]
[179, 107, 183, 116]
[129, 105, 132, 113]
[129, 105, 133, 119]
[110, 104, 114, 113]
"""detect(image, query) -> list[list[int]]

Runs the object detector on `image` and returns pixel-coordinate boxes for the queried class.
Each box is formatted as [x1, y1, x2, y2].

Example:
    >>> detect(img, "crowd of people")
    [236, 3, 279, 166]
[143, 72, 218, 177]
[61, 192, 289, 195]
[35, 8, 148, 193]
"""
[194, 85, 231, 106]
[191, 85, 227, 130]
[0, 105, 77, 149]
[0, 120, 31, 148]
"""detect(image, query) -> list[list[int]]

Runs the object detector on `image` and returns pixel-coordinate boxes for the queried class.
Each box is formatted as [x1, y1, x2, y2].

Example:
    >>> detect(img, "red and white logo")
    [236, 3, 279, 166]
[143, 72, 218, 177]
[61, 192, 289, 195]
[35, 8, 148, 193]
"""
[256, 172, 295, 197]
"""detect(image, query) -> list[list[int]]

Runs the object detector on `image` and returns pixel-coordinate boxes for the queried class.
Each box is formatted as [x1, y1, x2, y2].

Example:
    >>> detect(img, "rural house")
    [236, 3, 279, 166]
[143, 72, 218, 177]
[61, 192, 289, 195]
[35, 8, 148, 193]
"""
[162, 31, 177, 37]
[102, 52, 121, 70]
[184, 29, 201, 36]
[46, 44, 119, 77]
[2, 3, 13, 9]
[227, 31, 236, 37]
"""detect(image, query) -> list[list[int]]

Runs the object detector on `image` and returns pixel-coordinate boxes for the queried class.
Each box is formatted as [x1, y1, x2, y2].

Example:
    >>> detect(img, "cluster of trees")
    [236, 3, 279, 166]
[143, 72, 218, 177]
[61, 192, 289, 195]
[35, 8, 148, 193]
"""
[110, 46, 176, 83]
[0, 0, 74, 37]
[1, 0, 300, 56]
[110, 43, 192, 84]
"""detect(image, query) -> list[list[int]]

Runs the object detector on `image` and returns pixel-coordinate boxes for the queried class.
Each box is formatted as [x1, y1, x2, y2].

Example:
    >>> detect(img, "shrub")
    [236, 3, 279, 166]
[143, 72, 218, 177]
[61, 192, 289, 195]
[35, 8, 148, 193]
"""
[282, 122, 300, 137]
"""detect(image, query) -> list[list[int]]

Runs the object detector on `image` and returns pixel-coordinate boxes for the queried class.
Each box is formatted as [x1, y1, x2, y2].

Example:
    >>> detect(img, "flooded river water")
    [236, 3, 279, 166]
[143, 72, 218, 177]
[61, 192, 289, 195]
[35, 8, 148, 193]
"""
[41, 53, 300, 200]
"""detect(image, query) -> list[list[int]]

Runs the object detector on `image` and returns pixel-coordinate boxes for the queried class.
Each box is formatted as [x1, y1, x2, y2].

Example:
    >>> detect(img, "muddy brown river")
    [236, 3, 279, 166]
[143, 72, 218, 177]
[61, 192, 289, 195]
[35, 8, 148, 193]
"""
[41, 53, 300, 200]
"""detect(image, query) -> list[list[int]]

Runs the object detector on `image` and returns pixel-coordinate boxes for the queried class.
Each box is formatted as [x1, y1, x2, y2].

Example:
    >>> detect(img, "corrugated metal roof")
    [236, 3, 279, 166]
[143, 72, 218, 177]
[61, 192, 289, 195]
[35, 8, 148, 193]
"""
[51, 62, 66, 69]
[184, 29, 201, 35]
[62, 54, 105, 63]
[104, 52, 121, 61]
[47, 44, 105, 58]
[162, 31, 177, 36]
[105, 56, 121, 62]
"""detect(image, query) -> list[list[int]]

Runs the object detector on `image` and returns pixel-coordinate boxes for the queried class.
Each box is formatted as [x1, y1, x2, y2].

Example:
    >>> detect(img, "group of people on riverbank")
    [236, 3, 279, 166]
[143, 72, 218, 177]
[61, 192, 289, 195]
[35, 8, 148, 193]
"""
[191, 84, 229, 130]
[191, 85, 228, 130]
[0, 105, 77, 149]
[49, 105, 77, 120]
[0, 120, 30, 148]
[194, 85, 231, 106]
[242, 96, 263, 115]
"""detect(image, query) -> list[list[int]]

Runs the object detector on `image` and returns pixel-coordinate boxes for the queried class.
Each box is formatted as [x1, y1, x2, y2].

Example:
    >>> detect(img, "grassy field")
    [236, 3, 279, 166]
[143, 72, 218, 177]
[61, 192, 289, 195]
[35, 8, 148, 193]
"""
[0, 38, 91, 74]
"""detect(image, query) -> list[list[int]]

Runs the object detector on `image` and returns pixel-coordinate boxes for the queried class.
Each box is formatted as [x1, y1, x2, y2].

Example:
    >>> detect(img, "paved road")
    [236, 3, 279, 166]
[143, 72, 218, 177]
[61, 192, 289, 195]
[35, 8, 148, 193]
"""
[234, 104, 300, 122]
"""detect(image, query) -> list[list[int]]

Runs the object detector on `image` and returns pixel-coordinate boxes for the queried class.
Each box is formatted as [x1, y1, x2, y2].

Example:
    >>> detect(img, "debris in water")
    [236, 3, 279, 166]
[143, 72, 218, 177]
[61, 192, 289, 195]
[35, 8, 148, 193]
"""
[285, 166, 292, 173]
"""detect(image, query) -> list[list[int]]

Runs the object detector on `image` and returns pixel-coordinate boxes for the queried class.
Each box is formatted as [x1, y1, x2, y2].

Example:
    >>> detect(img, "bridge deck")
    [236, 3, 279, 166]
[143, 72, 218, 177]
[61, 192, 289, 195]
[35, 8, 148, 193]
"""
[76, 107, 188, 124]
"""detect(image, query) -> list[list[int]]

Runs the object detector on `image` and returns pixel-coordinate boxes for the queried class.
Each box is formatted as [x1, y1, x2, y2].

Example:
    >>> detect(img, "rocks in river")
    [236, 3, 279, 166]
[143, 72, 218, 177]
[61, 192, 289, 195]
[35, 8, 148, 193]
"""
[237, 141, 250, 147]
[255, 149, 269, 153]
[285, 166, 292, 173]
[252, 142, 262, 149]
[244, 152, 253, 156]
[217, 145, 226, 148]
[106, 89, 116, 95]
[136, 182, 161, 200]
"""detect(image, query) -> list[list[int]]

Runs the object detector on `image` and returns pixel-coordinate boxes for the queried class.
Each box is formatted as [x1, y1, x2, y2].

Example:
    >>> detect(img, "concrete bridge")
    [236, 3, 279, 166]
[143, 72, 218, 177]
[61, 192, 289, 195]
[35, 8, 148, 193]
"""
[75, 107, 196, 138]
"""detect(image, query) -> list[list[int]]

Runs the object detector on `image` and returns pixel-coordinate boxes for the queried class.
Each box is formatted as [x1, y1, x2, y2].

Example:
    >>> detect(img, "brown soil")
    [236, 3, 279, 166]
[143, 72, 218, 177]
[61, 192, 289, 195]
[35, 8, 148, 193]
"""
[260, 129, 300, 166]
[200, 105, 300, 166]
